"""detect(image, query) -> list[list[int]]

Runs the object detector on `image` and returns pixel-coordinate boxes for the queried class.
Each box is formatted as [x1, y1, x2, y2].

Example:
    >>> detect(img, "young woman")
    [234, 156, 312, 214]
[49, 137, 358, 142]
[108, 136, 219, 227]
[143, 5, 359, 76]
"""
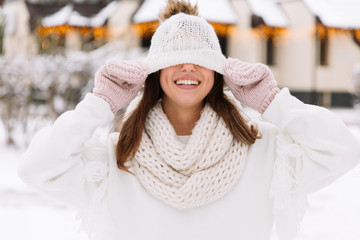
[18, 1, 360, 240]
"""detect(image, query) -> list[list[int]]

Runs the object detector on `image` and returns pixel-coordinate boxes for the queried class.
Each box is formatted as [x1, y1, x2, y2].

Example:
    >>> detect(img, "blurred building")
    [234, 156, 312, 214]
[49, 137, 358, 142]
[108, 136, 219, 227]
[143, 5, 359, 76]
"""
[0, 0, 359, 107]
[26, 0, 118, 53]
[0, 0, 140, 55]
[301, 0, 360, 106]
[229, 0, 360, 107]
[0, 0, 37, 57]
[131, 0, 360, 106]
[132, 0, 237, 55]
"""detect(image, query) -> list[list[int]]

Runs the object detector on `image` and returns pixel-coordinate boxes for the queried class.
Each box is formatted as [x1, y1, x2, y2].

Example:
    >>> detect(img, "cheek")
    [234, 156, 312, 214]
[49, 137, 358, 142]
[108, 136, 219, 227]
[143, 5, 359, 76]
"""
[205, 80, 215, 93]
[159, 72, 168, 89]
[160, 69, 174, 86]
[204, 74, 215, 91]
[201, 69, 215, 87]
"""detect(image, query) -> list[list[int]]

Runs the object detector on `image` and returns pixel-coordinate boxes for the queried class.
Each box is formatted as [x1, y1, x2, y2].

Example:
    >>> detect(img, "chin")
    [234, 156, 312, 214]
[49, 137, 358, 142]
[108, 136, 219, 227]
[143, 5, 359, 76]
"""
[176, 98, 205, 107]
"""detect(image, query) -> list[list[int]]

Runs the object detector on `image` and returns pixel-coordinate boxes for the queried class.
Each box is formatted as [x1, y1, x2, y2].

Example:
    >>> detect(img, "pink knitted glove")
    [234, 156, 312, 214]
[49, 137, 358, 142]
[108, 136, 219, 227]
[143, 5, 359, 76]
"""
[224, 58, 280, 114]
[93, 60, 148, 113]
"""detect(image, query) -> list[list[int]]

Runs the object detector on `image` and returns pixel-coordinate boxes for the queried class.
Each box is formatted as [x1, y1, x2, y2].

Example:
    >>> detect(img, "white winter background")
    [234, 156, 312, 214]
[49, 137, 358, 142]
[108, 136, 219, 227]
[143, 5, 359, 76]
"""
[0, 29, 360, 240]
[1, 106, 360, 240]
[0, 44, 360, 240]
[1, 0, 360, 238]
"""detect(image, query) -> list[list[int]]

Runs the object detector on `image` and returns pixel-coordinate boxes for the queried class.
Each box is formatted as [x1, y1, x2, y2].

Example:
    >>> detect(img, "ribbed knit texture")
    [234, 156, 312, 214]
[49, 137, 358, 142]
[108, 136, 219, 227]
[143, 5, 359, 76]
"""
[146, 13, 226, 74]
[131, 101, 248, 209]
[93, 60, 148, 113]
[224, 58, 280, 114]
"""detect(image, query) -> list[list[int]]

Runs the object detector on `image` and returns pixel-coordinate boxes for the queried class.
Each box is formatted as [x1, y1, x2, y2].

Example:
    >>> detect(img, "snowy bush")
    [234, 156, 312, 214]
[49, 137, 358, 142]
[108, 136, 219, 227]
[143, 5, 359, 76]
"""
[0, 42, 147, 147]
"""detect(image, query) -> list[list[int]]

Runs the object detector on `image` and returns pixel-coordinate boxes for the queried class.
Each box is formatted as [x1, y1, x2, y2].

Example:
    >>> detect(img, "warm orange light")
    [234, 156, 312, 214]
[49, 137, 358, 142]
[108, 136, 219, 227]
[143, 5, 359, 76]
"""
[36, 25, 109, 40]
[251, 24, 287, 45]
[355, 30, 360, 42]
[316, 23, 327, 39]
[209, 22, 234, 37]
[132, 21, 159, 38]
[93, 27, 108, 39]
[316, 22, 357, 39]
[132, 21, 235, 38]
[253, 24, 287, 38]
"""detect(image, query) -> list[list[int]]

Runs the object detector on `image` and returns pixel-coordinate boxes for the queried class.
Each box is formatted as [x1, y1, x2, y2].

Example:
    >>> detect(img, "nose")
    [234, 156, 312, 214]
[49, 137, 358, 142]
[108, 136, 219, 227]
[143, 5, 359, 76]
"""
[179, 63, 196, 72]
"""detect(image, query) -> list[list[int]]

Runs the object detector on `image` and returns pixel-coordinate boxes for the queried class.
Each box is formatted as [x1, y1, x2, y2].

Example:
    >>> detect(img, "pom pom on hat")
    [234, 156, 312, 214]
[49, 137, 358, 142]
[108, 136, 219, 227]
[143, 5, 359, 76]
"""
[159, 0, 199, 22]
[145, 0, 226, 74]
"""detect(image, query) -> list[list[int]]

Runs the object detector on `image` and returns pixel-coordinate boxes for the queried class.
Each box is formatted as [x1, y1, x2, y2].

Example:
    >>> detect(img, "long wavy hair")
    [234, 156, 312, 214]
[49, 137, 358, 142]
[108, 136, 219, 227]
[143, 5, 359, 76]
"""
[115, 72, 259, 173]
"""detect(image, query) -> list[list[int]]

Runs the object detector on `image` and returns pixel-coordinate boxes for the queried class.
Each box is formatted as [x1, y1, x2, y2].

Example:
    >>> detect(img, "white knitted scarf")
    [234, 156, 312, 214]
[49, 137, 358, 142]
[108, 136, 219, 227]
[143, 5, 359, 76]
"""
[131, 101, 249, 209]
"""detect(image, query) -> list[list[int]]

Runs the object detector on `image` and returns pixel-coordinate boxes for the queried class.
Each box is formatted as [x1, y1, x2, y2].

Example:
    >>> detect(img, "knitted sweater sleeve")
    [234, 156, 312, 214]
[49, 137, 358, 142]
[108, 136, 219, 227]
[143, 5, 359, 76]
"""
[18, 93, 115, 208]
[261, 88, 360, 240]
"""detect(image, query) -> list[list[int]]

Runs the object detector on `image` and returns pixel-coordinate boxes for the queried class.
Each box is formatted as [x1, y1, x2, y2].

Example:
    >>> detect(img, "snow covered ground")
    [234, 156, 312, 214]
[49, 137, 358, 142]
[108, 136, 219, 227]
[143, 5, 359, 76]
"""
[0, 128, 88, 240]
[0, 108, 359, 240]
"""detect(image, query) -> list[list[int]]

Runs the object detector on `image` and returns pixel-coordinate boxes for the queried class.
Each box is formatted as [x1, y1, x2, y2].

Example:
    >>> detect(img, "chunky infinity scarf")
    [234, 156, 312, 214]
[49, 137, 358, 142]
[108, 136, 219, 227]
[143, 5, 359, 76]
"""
[131, 101, 249, 209]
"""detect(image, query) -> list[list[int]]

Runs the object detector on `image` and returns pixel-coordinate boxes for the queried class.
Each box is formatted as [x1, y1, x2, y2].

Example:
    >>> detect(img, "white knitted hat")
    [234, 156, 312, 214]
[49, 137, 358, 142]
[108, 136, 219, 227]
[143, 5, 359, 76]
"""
[145, 13, 226, 74]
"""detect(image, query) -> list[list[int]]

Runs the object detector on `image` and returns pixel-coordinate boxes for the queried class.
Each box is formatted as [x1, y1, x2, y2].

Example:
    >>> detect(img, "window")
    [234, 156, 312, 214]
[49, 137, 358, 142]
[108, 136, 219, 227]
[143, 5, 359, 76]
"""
[316, 17, 329, 66]
[0, 15, 3, 55]
[251, 14, 279, 65]
[353, 30, 360, 47]
[266, 37, 275, 65]
[318, 36, 328, 66]
[37, 31, 65, 54]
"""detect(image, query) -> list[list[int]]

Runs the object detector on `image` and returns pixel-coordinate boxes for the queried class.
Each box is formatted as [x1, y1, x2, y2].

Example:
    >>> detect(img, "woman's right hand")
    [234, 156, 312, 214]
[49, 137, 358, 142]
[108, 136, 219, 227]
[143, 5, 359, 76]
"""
[93, 60, 148, 113]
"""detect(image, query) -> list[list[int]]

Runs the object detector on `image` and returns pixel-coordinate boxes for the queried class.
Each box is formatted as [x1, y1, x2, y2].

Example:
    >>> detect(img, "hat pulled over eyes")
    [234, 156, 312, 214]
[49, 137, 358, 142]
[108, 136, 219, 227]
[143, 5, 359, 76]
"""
[145, 13, 226, 75]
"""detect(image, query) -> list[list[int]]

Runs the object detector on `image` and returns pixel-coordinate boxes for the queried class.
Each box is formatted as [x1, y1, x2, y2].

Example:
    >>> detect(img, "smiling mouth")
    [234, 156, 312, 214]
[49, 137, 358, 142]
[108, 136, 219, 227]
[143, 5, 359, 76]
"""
[174, 80, 200, 86]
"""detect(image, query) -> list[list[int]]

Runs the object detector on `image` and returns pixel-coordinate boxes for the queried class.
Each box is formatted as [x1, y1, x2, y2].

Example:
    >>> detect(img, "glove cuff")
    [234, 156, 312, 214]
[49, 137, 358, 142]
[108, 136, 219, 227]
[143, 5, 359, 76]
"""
[259, 87, 280, 114]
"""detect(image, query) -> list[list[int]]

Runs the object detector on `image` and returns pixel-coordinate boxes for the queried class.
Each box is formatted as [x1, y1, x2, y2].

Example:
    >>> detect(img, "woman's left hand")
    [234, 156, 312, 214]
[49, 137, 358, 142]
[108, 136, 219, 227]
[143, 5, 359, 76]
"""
[224, 58, 280, 114]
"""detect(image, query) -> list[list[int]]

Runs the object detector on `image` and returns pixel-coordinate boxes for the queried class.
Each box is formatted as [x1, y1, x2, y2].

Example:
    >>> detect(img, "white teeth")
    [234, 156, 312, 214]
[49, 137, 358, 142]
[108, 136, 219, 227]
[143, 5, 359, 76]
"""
[175, 80, 200, 85]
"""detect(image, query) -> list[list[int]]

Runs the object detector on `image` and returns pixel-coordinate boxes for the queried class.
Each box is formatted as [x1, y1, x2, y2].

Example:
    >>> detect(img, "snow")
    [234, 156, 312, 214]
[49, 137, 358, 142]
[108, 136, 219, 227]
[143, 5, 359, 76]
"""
[292, 163, 360, 240]
[0, 206, 87, 240]
[303, 0, 360, 29]
[42, 1, 118, 28]
[42, 4, 73, 27]
[1, 108, 360, 240]
[247, 0, 289, 27]
[0, 119, 87, 240]
[68, 12, 91, 27]
[90, 1, 119, 27]
[132, 0, 238, 24]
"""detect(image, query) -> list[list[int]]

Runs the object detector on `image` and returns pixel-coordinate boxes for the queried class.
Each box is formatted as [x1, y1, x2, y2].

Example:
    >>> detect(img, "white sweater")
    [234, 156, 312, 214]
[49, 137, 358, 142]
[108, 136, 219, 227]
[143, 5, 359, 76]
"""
[18, 88, 360, 240]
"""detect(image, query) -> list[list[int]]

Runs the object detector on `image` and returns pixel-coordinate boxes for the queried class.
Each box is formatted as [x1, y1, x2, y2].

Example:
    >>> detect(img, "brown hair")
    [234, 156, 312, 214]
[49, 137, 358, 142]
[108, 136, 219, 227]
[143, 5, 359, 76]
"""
[115, 72, 259, 173]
